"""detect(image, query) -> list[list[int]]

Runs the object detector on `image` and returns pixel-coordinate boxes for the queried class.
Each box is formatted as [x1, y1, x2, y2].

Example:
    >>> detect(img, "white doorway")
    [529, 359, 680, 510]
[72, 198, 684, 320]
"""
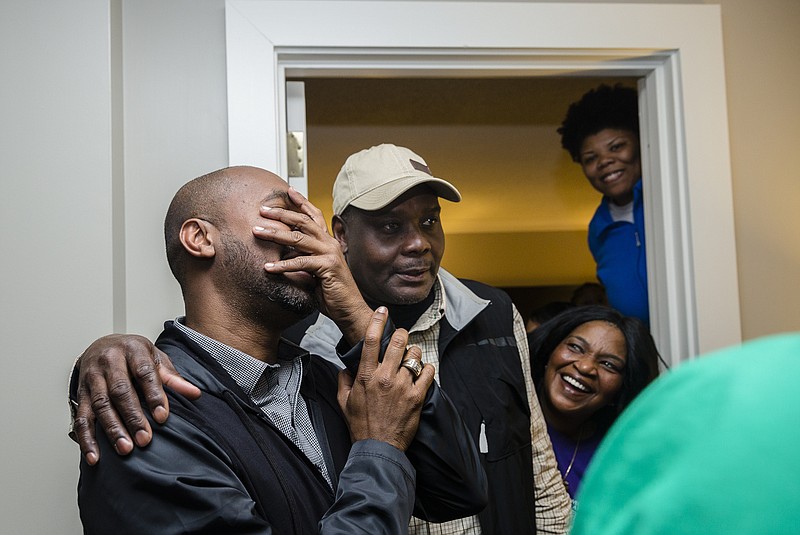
[224, 0, 741, 364]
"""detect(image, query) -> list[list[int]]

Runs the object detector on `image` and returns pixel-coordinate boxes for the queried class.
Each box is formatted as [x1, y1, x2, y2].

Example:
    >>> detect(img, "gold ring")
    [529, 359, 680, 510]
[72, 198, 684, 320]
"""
[400, 358, 423, 378]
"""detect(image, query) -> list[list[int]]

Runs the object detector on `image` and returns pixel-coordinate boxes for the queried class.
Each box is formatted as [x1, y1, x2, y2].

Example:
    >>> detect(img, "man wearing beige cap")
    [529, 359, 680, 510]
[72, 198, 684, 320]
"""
[285, 144, 571, 534]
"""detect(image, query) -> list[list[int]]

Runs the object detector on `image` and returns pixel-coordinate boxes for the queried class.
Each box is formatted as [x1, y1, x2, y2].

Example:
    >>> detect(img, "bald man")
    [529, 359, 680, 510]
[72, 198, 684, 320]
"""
[74, 166, 485, 534]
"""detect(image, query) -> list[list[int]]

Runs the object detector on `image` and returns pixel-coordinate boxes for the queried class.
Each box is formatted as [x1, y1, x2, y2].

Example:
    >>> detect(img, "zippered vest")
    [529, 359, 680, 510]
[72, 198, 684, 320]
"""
[437, 279, 537, 534]
[158, 335, 351, 535]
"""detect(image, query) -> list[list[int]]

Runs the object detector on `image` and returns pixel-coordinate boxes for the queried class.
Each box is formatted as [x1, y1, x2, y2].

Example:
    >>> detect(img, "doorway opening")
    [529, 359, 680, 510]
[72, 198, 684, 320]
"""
[294, 75, 637, 325]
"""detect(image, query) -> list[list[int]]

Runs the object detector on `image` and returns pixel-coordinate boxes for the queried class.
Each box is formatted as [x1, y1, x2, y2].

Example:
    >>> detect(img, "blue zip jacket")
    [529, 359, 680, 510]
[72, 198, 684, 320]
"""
[76, 321, 487, 534]
[588, 179, 649, 326]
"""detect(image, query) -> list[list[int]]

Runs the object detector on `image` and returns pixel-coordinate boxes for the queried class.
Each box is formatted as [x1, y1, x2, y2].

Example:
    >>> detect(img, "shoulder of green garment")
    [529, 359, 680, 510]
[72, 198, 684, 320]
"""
[571, 332, 800, 535]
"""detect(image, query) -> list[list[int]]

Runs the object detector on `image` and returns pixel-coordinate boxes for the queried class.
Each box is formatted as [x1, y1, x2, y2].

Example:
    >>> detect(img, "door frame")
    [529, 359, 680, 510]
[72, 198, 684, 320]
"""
[224, 0, 741, 363]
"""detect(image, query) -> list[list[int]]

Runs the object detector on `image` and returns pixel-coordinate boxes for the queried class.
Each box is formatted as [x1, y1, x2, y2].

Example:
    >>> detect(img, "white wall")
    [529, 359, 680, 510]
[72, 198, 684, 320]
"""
[0, 1, 113, 533]
[1, 1, 229, 532]
[120, 0, 229, 336]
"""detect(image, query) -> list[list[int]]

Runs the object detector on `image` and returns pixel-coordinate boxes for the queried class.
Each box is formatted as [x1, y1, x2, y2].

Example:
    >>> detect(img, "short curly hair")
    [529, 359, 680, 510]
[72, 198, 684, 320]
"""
[558, 84, 640, 162]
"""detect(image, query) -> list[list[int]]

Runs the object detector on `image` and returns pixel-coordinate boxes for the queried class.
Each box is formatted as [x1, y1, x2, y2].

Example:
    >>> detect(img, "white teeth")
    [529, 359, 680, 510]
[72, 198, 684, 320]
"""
[563, 375, 589, 392]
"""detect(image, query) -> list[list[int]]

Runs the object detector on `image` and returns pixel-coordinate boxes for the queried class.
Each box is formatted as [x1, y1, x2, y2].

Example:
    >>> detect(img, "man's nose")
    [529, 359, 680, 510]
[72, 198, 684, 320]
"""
[403, 227, 431, 254]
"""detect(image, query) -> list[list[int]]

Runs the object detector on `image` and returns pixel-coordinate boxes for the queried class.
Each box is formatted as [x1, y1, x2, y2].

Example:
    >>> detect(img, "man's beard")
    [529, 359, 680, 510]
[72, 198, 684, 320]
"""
[219, 232, 318, 320]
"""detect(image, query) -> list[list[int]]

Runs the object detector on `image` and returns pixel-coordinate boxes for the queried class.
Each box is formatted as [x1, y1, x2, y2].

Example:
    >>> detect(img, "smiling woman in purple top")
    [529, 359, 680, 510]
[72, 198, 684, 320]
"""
[529, 305, 660, 502]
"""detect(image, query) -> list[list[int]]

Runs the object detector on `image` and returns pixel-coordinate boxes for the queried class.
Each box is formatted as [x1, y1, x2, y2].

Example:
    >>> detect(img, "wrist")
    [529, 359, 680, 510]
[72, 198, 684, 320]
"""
[334, 302, 374, 346]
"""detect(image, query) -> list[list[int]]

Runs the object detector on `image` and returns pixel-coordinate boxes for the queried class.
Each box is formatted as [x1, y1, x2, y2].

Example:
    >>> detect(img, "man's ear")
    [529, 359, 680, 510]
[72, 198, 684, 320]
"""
[179, 218, 216, 259]
[331, 215, 347, 254]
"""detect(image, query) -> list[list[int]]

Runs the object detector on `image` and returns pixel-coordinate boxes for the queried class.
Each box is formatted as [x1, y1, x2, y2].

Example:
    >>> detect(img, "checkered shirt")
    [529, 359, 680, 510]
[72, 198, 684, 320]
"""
[406, 278, 571, 535]
[174, 318, 332, 488]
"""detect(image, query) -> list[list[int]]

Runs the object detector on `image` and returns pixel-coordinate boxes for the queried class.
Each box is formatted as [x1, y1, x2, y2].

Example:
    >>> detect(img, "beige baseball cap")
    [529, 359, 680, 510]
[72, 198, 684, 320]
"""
[332, 143, 462, 216]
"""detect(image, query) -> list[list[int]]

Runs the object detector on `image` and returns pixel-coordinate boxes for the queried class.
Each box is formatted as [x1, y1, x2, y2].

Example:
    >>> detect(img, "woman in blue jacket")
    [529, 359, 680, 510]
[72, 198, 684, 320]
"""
[558, 85, 649, 326]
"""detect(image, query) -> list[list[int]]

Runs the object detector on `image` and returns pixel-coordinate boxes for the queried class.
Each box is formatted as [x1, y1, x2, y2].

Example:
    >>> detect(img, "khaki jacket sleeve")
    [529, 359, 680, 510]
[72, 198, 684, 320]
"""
[512, 306, 572, 534]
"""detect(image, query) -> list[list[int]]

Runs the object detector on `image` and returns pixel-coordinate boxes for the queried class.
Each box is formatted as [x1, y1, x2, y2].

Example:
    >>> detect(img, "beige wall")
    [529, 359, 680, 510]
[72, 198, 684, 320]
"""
[715, 0, 800, 338]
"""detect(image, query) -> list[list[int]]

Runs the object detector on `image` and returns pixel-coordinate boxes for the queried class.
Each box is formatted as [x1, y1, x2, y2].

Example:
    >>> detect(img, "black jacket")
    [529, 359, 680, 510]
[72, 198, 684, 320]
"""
[76, 321, 487, 534]
[286, 271, 537, 534]
[437, 279, 537, 534]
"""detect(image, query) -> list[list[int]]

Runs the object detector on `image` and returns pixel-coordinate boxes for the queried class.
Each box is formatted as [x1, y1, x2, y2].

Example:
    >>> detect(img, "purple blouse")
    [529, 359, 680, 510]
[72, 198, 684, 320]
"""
[547, 424, 604, 499]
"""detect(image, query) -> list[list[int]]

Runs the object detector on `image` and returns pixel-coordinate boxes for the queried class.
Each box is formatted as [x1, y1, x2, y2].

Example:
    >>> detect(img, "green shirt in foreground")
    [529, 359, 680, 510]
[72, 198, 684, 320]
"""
[571, 332, 800, 535]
